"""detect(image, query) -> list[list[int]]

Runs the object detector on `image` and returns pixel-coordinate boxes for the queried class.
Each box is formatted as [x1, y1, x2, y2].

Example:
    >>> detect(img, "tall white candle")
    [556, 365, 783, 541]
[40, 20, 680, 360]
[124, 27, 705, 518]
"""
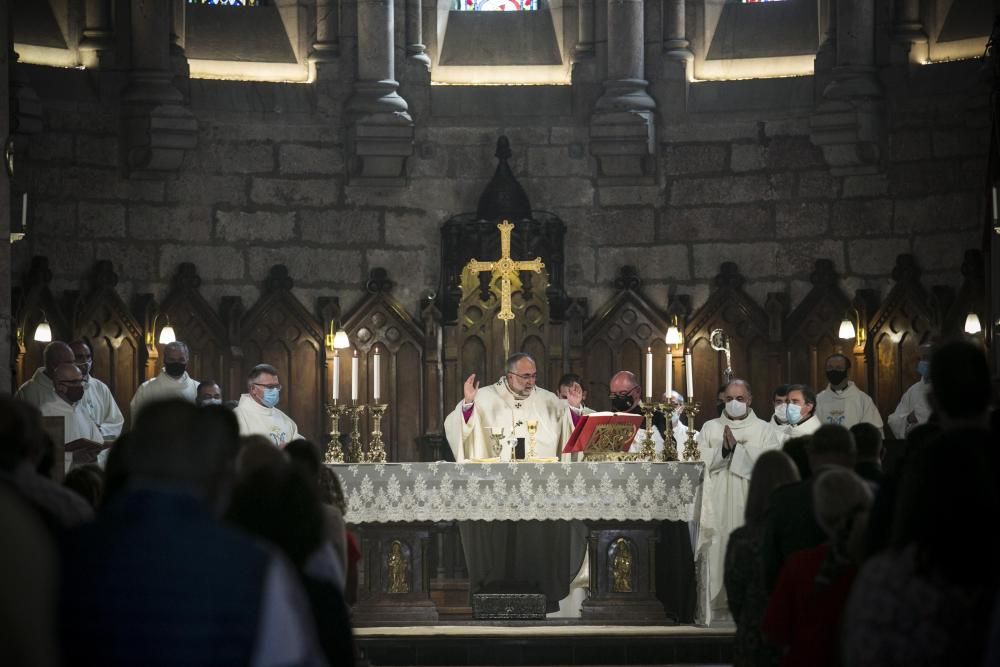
[993, 185, 998, 222]
[685, 349, 694, 400]
[665, 351, 673, 398]
[351, 349, 359, 402]
[332, 353, 340, 402]
[21, 193, 27, 231]
[373, 347, 381, 402]
[644, 347, 653, 399]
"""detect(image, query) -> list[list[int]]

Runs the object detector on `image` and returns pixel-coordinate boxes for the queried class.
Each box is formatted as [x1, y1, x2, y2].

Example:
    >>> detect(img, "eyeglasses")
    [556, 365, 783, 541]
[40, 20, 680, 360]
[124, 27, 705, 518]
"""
[508, 372, 537, 381]
[253, 383, 282, 391]
[57, 379, 87, 387]
[610, 388, 638, 399]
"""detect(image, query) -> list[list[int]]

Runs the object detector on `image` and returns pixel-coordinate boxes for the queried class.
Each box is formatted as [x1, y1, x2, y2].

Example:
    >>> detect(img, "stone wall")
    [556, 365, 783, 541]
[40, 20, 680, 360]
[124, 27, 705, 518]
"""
[13, 56, 989, 327]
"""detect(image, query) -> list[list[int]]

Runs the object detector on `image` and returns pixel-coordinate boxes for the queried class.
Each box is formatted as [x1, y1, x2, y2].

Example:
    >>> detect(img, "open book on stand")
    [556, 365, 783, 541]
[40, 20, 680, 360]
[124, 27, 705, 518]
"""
[562, 412, 644, 455]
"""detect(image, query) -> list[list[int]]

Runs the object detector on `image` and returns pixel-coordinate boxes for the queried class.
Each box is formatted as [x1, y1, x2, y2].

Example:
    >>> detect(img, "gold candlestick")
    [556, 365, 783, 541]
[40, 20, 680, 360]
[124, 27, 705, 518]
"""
[347, 402, 368, 463]
[682, 400, 701, 461]
[324, 401, 349, 464]
[526, 420, 538, 459]
[638, 402, 658, 461]
[367, 403, 389, 463]
[658, 402, 679, 462]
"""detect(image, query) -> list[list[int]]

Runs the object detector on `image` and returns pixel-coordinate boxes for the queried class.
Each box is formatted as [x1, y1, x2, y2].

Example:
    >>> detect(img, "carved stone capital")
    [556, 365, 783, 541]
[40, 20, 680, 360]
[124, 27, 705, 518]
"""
[121, 70, 197, 175]
[348, 107, 414, 183]
[589, 107, 656, 181]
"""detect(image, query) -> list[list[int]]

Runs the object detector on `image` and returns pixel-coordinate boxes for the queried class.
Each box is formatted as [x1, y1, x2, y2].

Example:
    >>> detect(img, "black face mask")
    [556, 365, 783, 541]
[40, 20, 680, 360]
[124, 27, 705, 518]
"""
[826, 369, 848, 386]
[64, 385, 85, 403]
[610, 394, 636, 412]
[164, 362, 187, 378]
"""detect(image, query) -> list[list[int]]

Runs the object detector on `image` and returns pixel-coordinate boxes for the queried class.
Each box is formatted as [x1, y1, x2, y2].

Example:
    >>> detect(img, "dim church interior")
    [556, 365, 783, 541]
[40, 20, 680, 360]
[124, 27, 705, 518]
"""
[2, 0, 999, 664]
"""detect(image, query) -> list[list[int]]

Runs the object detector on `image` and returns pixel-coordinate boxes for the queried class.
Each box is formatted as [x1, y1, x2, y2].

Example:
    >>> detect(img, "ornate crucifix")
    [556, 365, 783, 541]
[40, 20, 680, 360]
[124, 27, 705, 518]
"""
[464, 220, 545, 360]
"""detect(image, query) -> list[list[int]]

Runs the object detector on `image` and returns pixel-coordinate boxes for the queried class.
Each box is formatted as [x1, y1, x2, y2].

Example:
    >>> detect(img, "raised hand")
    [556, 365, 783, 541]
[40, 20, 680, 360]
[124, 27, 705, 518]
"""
[564, 382, 585, 409]
[463, 373, 479, 404]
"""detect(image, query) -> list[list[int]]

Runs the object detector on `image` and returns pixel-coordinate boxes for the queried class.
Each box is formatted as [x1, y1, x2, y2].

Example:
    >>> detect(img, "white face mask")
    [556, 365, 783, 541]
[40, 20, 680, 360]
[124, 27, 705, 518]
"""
[198, 398, 223, 407]
[773, 403, 788, 422]
[671, 410, 680, 425]
[726, 399, 748, 418]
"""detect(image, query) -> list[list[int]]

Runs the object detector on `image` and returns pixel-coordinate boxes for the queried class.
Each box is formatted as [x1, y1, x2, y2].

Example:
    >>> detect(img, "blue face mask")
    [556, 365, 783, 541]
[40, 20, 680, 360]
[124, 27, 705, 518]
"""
[261, 387, 280, 408]
[786, 403, 803, 425]
[916, 360, 930, 379]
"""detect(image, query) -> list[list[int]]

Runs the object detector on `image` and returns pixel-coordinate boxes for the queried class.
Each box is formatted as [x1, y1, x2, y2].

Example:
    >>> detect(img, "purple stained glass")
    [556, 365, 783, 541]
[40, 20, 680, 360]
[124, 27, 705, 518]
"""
[187, 0, 260, 6]
[456, 0, 537, 11]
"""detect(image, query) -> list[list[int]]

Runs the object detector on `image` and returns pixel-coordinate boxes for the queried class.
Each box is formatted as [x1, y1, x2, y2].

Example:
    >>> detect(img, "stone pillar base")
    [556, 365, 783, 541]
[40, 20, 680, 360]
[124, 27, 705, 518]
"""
[810, 98, 882, 175]
[348, 112, 415, 184]
[121, 73, 197, 176]
[590, 110, 656, 183]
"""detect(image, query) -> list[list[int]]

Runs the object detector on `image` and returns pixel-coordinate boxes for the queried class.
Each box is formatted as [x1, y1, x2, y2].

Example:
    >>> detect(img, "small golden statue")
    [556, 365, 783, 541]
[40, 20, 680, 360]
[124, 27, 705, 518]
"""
[611, 537, 633, 593]
[387, 540, 409, 594]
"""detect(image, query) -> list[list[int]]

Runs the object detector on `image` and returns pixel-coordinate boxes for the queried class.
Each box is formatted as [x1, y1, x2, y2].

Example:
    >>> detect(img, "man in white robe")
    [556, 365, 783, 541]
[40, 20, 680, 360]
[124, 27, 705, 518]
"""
[768, 384, 790, 433]
[70, 340, 123, 441]
[234, 364, 301, 447]
[129, 341, 199, 425]
[697, 378, 780, 618]
[15, 341, 75, 408]
[771, 384, 822, 444]
[39, 363, 106, 474]
[887, 344, 933, 439]
[815, 353, 883, 433]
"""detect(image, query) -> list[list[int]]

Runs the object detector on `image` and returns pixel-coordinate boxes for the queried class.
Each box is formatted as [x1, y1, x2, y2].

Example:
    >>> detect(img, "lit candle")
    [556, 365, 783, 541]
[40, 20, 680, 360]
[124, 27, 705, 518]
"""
[665, 350, 673, 398]
[373, 347, 381, 403]
[332, 353, 340, 402]
[351, 348, 359, 402]
[685, 348, 694, 400]
[644, 347, 653, 399]
[21, 193, 27, 231]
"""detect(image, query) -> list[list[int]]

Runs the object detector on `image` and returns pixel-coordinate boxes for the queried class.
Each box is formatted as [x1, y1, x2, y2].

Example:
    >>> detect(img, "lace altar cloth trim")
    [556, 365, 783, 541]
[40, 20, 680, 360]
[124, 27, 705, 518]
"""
[330, 461, 705, 524]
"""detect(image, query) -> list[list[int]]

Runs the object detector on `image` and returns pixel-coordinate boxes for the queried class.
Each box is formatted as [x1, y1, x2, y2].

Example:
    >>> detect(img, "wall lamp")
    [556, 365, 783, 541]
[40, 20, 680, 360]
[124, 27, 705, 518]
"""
[147, 313, 176, 346]
[838, 309, 866, 348]
[327, 321, 351, 350]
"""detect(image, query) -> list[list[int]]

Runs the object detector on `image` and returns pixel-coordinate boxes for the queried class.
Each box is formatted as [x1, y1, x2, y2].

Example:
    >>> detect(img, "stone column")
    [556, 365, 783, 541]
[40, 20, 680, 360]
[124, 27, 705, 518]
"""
[809, 0, 881, 174]
[120, 0, 197, 175]
[79, 0, 113, 68]
[575, 0, 595, 59]
[0, 10, 11, 391]
[311, 0, 340, 76]
[662, 0, 691, 60]
[589, 0, 656, 181]
[346, 0, 414, 182]
[405, 0, 430, 67]
[890, 0, 928, 65]
[170, 0, 191, 92]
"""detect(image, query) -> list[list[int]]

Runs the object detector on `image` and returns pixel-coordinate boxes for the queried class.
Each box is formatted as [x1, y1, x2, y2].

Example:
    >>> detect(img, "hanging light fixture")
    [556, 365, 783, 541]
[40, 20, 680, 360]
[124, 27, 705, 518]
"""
[964, 312, 983, 334]
[33, 312, 52, 343]
[158, 319, 177, 344]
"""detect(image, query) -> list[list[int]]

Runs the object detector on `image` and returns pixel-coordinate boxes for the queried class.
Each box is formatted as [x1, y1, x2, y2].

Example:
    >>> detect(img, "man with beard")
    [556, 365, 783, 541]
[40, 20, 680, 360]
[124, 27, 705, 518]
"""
[129, 341, 200, 425]
[39, 363, 106, 473]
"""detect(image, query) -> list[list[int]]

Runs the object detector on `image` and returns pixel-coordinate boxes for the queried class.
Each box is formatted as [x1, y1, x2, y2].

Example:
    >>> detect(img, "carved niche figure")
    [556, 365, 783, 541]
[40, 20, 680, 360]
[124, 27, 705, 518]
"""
[611, 537, 633, 593]
[387, 540, 410, 594]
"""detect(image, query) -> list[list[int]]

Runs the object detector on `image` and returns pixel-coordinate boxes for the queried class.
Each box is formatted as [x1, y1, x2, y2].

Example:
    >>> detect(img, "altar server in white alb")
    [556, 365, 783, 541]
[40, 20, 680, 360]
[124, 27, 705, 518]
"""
[40, 363, 106, 473]
[234, 364, 301, 448]
[129, 341, 200, 425]
[697, 378, 780, 616]
[444, 352, 578, 462]
[15, 341, 76, 407]
[771, 384, 822, 444]
[815, 353, 883, 433]
[70, 339, 124, 441]
[887, 343, 933, 439]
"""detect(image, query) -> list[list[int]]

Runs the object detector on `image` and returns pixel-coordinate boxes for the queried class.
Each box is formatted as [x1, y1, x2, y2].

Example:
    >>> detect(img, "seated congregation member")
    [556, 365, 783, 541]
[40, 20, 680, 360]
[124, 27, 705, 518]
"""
[0, 397, 93, 530]
[761, 425, 856, 592]
[39, 363, 106, 473]
[227, 457, 356, 666]
[63, 464, 104, 509]
[698, 379, 780, 616]
[195, 380, 224, 407]
[762, 469, 873, 667]
[60, 400, 325, 666]
[850, 422, 883, 484]
[843, 430, 999, 666]
[14, 341, 75, 408]
[816, 353, 883, 432]
[128, 341, 199, 425]
[887, 343, 933, 439]
[781, 435, 812, 479]
[724, 450, 800, 667]
[70, 339, 124, 441]
[234, 364, 301, 447]
[319, 466, 361, 606]
[929, 340, 993, 432]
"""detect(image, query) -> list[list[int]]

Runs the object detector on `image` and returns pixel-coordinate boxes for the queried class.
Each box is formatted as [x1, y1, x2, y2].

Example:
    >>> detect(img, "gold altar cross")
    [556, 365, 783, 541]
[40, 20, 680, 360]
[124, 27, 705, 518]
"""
[464, 220, 545, 360]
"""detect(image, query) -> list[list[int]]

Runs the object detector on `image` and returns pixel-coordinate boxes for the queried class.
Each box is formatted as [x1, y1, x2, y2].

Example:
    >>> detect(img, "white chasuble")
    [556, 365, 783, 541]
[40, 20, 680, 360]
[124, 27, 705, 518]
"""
[234, 394, 301, 448]
[444, 378, 575, 462]
[40, 397, 106, 473]
[697, 409, 780, 611]
[129, 370, 200, 425]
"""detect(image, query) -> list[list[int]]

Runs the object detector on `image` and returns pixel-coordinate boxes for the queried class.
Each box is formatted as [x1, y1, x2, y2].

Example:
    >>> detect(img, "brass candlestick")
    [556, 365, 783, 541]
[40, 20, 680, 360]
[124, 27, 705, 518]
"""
[347, 402, 368, 463]
[367, 403, 389, 463]
[324, 401, 349, 464]
[526, 420, 538, 459]
[682, 400, 701, 461]
[639, 402, 658, 461]
[659, 402, 679, 462]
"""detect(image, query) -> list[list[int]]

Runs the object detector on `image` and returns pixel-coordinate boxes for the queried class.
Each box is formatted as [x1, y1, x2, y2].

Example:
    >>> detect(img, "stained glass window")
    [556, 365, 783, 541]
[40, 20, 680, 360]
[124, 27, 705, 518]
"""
[454, 0, 537, 11]
[187, 0, 260, 6]
[741, 0, 786, 3]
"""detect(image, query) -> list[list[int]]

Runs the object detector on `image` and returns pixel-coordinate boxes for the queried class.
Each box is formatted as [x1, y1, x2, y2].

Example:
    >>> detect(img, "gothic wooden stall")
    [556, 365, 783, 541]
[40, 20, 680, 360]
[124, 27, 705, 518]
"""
[340, 269, 427, 462]
[13, 256, 71, 387]
[236, 265, 328, 442]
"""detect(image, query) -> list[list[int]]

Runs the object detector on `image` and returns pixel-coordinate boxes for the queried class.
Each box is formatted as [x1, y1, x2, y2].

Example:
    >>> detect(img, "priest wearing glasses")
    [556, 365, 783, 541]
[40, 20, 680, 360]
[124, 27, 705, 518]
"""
[234, 364, 301, 448]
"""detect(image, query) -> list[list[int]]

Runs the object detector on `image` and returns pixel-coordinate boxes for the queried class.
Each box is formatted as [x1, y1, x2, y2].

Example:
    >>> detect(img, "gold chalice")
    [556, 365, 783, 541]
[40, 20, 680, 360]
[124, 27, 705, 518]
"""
[526, 420, 538, 459]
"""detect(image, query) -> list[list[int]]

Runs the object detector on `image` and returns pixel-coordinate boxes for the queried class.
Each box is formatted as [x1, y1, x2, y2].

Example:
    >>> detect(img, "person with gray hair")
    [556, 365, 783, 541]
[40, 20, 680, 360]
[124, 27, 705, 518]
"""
[233, 364, 301, 447]
[762, 468, 872, 665]
[128, 341, 200, 426]
[14, 340, 76, 408]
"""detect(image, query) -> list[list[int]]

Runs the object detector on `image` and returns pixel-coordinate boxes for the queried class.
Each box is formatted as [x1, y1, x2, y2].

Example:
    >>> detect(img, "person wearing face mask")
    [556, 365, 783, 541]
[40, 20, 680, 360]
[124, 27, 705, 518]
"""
[39, 363, 108, 474]
[234, 364, 301, 448]
[770, 385, 790, 430]
[196, 381, 225, 407]
[815, 353, 883, 434]
[69, 339, 124, 442]
[696, 378, 781, 621]
[129, 341, 200, 426]
[887, 343, 933, 439]
[607, 371, 668, 456]
[15, 340, 76, 408]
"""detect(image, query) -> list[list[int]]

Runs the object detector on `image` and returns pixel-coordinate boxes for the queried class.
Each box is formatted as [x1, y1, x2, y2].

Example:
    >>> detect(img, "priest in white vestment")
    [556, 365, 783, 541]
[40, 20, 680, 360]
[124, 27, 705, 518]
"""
[887, 345, 933, 439]
[234, 364, 301, 447]
[770, 384, 822, 444]
[697, 379, 780, 618]
[815, 353, 883, 433]
[70, 340, 124, 441]
[15, 341, 75, 408]
[129, 341, 199, 425]
[39, 363, 107, 473]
